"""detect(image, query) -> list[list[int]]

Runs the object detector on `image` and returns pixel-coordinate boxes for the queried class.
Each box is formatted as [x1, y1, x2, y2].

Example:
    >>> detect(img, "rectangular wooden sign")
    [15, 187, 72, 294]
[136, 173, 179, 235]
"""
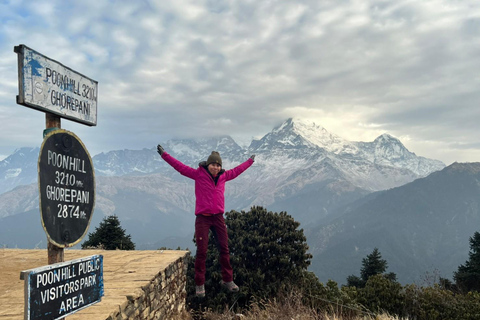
[21, 255, 104, 320]
[15, 44, 98, 126]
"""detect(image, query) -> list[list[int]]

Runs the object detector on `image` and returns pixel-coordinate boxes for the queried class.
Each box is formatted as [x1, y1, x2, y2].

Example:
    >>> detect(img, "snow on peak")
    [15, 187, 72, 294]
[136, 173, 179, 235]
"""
[287, 118, 352, 153]
[373, 133, 408, 156]
[375, 133, 399, 143]
[6, 168, 22, 178]
[252, 118, 356, 153]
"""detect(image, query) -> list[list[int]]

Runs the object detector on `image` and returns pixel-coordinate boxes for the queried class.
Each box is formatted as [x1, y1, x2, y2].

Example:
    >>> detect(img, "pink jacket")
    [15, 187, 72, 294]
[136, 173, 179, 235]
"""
[161, 152, 254, 215]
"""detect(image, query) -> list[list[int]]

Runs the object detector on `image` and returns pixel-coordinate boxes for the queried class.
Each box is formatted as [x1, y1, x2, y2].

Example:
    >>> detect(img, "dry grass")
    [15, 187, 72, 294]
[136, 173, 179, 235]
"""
[192, 309, 405, 320]
[174, 293, 407, 320]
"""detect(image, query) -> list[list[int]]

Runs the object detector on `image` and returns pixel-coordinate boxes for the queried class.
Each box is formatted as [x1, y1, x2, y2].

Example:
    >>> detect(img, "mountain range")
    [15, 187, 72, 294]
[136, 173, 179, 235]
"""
[308, 162, 480, 284]
[2, 118, 473, 285]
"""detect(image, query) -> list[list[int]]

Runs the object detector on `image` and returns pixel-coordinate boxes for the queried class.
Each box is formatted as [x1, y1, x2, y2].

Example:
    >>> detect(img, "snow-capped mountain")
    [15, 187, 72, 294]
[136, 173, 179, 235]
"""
[85, 118, 446, 225]
[0, 147, 39, 194]
[248, 118, 444, 194]
[355, 133, 444, 177]
[93, 148, 162, 176]
[92, 118, 444, 189]
[0, 118, 445, 248]
[0, 119, 469, 284]
[250, 118, 352, 153]
[251, 118, 444, 177]
[93, 136, 245, 177]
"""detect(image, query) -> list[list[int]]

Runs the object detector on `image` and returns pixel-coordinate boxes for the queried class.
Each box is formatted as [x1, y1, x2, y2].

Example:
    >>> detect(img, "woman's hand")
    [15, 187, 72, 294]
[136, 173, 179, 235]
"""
[157, 144, 165, 155]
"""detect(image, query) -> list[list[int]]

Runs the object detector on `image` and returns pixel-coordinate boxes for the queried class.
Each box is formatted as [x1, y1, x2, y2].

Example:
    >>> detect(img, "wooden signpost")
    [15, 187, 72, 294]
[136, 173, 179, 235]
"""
[15, 44, 100, 319]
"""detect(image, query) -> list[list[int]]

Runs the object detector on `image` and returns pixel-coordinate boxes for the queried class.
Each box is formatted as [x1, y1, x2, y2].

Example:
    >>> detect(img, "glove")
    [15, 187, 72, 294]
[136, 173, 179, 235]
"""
[157, 144, 165, 155]
[250, 154, 255, 161]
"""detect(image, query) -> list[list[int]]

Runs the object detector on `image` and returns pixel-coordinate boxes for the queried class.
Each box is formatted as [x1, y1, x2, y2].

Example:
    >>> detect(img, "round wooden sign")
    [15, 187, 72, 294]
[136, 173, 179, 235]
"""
[38, 129, 95, 247]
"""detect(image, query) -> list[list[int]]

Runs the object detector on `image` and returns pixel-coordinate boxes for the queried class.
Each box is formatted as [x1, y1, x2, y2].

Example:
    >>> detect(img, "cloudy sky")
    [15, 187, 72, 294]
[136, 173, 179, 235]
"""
[0, 0, 479, 165]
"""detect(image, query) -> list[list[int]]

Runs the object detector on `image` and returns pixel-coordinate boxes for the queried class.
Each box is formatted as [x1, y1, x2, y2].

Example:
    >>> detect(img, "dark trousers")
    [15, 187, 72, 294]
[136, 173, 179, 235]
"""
[194, 214, 233, 286]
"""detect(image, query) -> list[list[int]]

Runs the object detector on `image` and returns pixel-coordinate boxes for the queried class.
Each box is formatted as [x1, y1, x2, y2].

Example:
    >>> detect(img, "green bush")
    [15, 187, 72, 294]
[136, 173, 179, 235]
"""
[356, 275, 404, 315]
[402, 285, 480, 320]
[186, 207, 314, 312]
[183, 207, 480, 318]
[345, 280, 480, 320]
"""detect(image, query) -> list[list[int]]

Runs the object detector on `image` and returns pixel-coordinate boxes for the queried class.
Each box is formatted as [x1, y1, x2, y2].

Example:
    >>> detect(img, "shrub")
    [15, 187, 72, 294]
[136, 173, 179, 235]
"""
[186, 207, 313, 312]
[356, 275, 404, 316]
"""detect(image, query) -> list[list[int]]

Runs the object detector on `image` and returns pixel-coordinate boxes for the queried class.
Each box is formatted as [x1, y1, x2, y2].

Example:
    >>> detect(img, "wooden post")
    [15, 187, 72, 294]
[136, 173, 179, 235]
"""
[46, 112, 61, 132]
[47, 242, 64, 264]
[45, 112, 64, 319]
[45, 112, 63, 265]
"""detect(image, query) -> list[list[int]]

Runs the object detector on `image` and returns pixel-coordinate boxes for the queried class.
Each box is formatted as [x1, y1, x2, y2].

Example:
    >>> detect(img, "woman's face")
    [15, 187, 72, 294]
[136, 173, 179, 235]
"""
[208, 163, 221, 176]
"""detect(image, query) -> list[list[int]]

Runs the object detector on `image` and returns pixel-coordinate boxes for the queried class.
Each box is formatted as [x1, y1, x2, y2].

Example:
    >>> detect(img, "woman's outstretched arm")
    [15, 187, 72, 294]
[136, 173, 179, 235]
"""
[157, 144, 197, 179]
[224, 155, 255, 181]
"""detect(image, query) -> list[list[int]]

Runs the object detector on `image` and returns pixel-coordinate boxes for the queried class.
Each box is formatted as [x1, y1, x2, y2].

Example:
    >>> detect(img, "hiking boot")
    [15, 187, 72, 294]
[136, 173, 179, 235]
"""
[195, 284, 205, 298]
[220, 280, 239, 293]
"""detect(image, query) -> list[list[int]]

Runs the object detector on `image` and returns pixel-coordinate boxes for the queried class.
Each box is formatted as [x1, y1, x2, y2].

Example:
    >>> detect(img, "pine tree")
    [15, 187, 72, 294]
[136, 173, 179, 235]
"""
[361, 248, 388, 280]
[81, 215, 135, 250]
[454, 231, 480, 292]
[347, 247, 396, 288]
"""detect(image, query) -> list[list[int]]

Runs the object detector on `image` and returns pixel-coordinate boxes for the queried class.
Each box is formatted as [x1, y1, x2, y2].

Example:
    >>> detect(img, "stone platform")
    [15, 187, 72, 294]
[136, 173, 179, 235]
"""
[0, 249, 189, 319]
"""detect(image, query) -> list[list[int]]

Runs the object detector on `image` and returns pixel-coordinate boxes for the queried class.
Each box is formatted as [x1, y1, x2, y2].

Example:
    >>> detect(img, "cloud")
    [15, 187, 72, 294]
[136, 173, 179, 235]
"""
[0, 0, 479, 165]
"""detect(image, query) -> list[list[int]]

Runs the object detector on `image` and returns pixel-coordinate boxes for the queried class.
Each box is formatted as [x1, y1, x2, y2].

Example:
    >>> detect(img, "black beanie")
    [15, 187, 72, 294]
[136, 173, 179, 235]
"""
[206, 151, 222, 166]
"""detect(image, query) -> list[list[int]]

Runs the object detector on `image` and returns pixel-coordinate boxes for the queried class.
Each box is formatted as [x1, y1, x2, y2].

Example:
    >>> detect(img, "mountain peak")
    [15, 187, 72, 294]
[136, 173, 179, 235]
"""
[0, 147, 39, 167]
[0, 147, 40, 194]
[444, 162, 480, 175]
[274, 117, 328, 134]
[370, 133, 413, 162]
[374, 133, 400, 143]
[252, 118, 348, 152]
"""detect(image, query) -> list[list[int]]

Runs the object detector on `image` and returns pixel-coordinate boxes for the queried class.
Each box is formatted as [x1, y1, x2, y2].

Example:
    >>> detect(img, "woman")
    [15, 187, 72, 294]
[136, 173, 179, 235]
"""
[157, 144, 254, 297]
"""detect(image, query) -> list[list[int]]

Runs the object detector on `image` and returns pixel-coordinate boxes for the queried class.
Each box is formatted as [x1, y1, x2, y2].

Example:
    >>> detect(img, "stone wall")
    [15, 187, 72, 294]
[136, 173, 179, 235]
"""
[107, 252, 190, 320]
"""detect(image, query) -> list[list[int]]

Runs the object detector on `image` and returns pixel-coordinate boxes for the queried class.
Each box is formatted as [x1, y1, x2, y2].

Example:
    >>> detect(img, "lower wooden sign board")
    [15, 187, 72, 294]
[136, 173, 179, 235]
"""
[20, 255, 104, 320]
